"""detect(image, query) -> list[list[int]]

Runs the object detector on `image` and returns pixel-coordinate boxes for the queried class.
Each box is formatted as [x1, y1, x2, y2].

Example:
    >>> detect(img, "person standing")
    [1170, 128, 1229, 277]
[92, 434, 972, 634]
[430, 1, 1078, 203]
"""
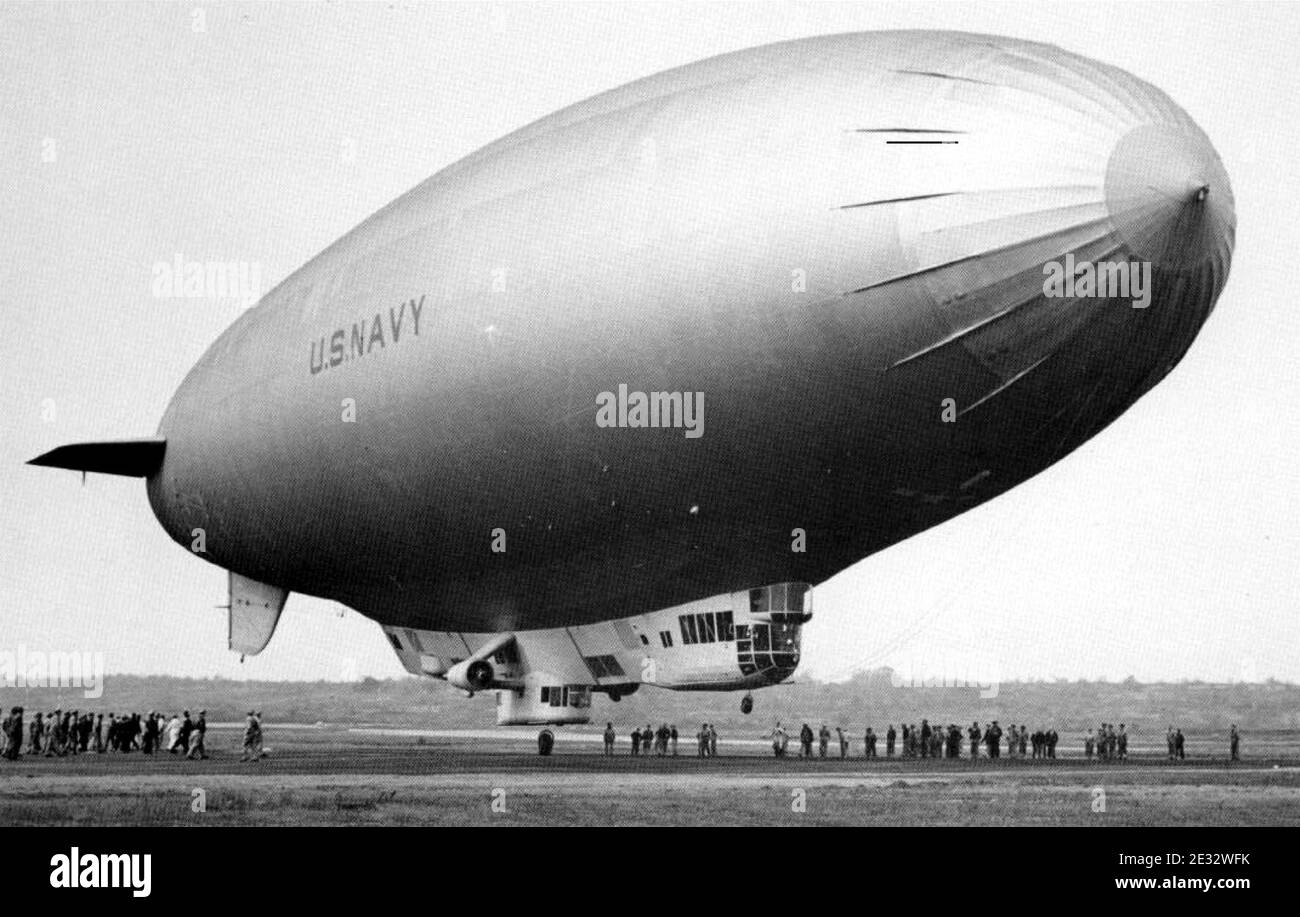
[1229, 725, 1240, 761]
[603, 722, 616, 756]
[670, 724, 678, 756]
[187, 711, 208, 760]
[240, 711, 259, 762]
[166, 713, 182, 753]
[771, 722, 786, 757]
[800, 723, 813, 758]
[708, 724, 718, 758]
[2, 707, 22, 760]
[886, 724, 896, 758]
[1175, 729, 1185, 760]
[49, 709, 63, 755]
[28, 712, 43, 757]
[985, 721, 1001, 759]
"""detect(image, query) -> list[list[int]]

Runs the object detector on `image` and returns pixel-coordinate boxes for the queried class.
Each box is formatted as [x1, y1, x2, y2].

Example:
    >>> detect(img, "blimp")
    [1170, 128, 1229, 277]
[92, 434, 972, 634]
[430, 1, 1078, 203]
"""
[30, 31, 1234, 752]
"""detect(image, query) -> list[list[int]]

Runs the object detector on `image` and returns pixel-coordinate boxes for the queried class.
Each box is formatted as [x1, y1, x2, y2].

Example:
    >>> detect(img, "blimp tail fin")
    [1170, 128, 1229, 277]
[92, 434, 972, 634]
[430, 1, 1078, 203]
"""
[27, 437, 166, 477]
[227, 572, 289, 657]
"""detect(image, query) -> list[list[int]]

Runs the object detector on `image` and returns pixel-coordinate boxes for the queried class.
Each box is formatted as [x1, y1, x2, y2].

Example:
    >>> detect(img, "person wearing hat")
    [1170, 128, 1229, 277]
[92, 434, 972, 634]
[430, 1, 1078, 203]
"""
[187, 710, 208, 759]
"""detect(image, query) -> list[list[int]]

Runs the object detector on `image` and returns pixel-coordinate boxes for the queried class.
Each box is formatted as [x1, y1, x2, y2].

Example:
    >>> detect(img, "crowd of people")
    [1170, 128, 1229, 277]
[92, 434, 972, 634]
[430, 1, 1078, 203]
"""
[605, 723, 723, 757]
[1085, 723, 1127, 760]
[6, 706, 1246, 764]
[601, 717, 1242, 762]
[0, 707, 269, 762]
[762, 720, 1064, 760]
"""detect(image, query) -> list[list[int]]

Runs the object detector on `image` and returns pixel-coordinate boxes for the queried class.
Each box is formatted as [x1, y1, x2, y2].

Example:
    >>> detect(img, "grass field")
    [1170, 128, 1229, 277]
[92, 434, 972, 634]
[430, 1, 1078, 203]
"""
[3, 724, 1298, 826]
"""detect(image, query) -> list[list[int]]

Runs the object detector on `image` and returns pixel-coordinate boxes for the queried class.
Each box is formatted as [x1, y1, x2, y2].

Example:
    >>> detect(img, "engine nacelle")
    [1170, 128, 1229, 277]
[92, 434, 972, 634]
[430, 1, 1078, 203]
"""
[447, 658, 495, 693]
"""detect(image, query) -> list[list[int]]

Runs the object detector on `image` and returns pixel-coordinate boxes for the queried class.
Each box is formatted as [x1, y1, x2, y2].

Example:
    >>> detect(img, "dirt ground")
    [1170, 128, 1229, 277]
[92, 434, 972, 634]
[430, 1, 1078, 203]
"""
[2, 725, 1298, 826]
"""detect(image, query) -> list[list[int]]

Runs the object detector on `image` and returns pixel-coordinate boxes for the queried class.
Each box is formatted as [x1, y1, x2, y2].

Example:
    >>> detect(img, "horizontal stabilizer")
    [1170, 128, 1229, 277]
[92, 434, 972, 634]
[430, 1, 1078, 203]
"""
[27, 438, 166, 478]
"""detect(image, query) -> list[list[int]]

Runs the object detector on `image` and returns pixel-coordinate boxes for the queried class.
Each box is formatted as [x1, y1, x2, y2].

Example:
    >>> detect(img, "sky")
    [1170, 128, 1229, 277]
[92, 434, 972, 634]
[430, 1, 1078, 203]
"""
[2, 1, 1298, 687]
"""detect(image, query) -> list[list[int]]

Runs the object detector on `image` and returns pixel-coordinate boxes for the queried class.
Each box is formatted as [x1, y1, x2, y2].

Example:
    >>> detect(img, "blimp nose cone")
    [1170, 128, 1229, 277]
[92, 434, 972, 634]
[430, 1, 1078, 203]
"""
[1104, 121, 1236, 283]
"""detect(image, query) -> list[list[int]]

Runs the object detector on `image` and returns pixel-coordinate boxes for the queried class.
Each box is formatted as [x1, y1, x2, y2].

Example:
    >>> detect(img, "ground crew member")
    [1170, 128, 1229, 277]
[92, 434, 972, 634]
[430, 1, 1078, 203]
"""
[187, 711, 208, 759]
[28, 712, 43, 756]
[240, 711, 259, 761]
[2, 707, 22, 759]
[771, 722, 787, 757]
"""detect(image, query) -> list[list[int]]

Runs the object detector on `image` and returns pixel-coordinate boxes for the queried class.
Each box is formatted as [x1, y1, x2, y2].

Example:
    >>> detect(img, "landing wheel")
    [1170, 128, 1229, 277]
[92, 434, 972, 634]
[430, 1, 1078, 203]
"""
[537, 729, 555, 756]
[740, 694, 754, 715]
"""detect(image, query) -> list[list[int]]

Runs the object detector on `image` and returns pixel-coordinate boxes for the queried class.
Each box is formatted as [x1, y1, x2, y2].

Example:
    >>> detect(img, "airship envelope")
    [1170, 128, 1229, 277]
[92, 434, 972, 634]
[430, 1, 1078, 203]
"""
[33, 32, 1235, 649]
